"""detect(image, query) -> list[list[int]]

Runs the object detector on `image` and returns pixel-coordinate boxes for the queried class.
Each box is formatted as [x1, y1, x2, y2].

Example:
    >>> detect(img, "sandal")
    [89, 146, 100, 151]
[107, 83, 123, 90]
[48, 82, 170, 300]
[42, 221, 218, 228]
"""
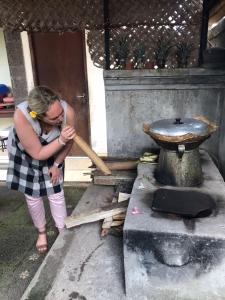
[36, 230, 48, 254]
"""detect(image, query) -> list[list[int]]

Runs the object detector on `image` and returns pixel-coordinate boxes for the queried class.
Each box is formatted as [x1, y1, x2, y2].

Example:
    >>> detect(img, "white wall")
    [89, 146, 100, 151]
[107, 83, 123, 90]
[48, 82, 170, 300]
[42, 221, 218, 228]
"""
[0, 28, 11, 87]
[21, 32, 34, 92]
[85, 31, 107, 156]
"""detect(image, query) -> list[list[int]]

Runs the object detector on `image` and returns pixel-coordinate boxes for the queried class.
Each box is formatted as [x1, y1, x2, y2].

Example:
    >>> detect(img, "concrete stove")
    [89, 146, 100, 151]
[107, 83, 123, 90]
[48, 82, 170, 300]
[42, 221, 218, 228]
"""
[123, 151, 225, 300]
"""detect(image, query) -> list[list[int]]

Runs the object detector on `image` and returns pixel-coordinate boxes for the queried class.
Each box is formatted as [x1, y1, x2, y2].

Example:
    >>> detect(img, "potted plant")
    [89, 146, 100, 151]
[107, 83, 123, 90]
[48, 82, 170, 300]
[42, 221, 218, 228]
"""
[113, 35, 130, 69]
[153, 37, 173, 68]
[176, 41, 194, 68]
[133, 46, 146, 69]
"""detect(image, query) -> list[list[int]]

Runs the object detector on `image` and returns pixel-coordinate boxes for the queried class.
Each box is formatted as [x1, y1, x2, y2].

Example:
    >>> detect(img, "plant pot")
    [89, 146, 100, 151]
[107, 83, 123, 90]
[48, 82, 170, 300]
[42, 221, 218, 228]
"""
[145, 61, 155, 69]
[125, 61, 134, 70]
[177, 58, 188, 68]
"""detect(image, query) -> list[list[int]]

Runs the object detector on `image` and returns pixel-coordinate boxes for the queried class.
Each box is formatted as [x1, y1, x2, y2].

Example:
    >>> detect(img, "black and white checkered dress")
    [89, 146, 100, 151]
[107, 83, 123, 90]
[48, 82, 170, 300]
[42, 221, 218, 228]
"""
[7, 100, 67, 197]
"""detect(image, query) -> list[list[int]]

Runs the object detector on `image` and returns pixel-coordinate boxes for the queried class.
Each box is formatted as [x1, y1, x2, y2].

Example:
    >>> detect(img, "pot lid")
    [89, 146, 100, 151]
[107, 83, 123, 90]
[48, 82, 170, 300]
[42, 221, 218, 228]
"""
[150, 118, 209, 137]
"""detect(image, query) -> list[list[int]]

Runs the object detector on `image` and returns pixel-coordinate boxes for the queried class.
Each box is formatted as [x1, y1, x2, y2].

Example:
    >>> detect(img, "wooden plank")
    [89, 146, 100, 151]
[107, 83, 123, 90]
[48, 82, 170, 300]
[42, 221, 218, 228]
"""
[103, 161, 138, 170]
[118, 192, 130, 203]
[102, 216, 113, 229]
[111, 220, 124, 227]
[65, 202, 128, 229]
[112, 212, 126, 220]
[209, 3, 225, 25]
[93, 170, 136, 186]
[209, 0, 225, 25]
[101, 194, 129, 236]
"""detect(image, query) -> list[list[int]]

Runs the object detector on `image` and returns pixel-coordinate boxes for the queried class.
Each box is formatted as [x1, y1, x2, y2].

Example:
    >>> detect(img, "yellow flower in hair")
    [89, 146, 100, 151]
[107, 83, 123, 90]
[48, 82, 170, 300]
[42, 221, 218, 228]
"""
[30, 111, 37, 118]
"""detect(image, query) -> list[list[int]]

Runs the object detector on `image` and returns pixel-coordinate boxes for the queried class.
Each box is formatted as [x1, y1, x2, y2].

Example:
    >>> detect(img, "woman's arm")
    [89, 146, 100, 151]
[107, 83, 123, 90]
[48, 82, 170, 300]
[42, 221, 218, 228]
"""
[48, 104, 76, 185]
[14, 108, 74, 160]
[54, 104, 76, 164]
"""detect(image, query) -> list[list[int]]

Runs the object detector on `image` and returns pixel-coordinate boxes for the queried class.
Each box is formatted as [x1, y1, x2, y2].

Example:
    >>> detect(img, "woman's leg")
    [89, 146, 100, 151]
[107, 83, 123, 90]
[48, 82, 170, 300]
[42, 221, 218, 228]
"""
[48, 190, 67, 231]
[25, 194, 47, 252]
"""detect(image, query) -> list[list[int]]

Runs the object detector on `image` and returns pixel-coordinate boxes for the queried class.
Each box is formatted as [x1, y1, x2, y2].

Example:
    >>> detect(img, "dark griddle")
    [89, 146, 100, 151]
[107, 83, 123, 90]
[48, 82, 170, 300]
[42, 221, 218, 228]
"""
[152, 188, 215, 218]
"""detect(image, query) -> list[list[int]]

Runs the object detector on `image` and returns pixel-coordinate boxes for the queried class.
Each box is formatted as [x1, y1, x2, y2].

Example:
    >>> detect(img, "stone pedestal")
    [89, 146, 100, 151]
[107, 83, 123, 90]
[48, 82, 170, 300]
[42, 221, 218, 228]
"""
[123, 151, 225, 300]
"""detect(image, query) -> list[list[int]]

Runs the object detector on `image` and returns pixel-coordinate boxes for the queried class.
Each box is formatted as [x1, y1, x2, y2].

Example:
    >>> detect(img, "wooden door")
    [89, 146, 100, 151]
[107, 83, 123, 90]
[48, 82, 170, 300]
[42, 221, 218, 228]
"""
[30, 31, 89, 156]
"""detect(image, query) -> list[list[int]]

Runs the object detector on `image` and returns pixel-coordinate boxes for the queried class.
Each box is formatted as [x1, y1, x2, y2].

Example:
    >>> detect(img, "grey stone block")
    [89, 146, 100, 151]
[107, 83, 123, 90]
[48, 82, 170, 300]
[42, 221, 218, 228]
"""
[123, 151, 225, 300]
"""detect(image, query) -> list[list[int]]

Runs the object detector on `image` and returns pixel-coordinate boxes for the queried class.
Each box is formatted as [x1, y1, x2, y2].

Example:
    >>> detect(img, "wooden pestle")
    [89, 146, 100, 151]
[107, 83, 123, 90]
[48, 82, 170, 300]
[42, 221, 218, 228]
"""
[73, 135, 112, 175]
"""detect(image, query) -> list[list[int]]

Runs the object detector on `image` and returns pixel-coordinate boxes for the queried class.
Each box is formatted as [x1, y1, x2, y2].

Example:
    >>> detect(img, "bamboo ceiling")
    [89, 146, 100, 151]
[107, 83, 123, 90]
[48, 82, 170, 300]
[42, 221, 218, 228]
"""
[0, 0, 104, 31]
[0, 0, 203, 69]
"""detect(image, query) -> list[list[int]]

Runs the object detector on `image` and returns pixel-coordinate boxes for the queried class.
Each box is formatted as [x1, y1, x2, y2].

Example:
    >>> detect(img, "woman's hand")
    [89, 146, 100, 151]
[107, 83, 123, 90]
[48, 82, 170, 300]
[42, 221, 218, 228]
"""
[60, 125, 76, 144]
[48, 166, 62, 185]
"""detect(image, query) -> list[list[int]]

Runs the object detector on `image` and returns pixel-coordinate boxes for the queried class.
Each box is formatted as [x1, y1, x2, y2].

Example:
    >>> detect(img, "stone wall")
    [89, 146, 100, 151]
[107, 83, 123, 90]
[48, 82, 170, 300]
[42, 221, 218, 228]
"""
[104, 69, 225, 176]
[4, 31, 27, 104]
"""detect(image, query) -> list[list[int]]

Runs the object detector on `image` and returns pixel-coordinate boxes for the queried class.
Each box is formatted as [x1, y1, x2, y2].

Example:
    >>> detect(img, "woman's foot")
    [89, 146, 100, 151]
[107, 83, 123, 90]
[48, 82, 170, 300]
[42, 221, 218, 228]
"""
[36, 230, 48, 254]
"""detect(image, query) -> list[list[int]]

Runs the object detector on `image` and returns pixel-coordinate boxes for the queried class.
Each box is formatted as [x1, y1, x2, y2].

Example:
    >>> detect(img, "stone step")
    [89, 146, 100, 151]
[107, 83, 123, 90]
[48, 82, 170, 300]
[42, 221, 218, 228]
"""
[124, 150, 225, 300]
[21, 185, 126, 300]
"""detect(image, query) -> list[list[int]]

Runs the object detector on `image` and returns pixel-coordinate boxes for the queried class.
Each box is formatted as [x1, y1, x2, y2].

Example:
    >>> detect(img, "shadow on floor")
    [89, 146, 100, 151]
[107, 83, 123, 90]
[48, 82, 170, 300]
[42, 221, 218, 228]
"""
[0, 185, 86, 300]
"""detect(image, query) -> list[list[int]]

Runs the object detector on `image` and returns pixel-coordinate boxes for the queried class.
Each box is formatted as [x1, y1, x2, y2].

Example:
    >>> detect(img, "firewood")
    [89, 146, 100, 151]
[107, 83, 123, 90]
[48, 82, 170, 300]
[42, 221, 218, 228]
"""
[111, 220, 124, 227]
[112, 196, 118, 203]
[102, 216, 113, 229]
[112, 212, 126, 220]
[65, 202, 127, 229]
[118, 192, 130, 202]
[100, 192, 129, 236]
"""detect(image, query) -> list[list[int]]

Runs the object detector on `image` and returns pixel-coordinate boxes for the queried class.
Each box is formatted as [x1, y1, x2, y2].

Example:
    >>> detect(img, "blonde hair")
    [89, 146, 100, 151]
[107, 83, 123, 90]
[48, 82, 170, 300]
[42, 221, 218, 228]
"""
[27, 86, 60, 117]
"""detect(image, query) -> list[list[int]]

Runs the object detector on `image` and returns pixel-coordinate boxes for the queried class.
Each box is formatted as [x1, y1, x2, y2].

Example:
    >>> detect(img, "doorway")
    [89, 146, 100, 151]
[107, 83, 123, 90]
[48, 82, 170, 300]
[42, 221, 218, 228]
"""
[30, 31, 90, 156]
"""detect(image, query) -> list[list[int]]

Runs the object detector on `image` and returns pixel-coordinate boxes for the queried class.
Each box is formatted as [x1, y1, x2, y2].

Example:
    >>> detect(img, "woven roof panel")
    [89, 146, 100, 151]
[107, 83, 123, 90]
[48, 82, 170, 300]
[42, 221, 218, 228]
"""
[0, 0, 202, 32]
[109, 0, 202, 26]
[0, 0, 104, 31]
[87, 0, 203, 68]
[0, 0, 203, 69]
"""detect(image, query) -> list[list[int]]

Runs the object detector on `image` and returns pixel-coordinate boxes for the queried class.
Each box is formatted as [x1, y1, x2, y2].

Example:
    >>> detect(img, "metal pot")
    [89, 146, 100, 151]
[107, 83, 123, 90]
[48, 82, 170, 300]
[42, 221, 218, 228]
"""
[143, 117, 217, 186]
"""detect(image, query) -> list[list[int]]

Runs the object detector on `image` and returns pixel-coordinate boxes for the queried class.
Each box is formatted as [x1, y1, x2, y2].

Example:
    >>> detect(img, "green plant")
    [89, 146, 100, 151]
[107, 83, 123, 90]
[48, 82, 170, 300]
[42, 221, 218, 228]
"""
[133, 46, 146, 69]
[113, 35, 129, 69]
[154, 37, 173, 68]
[176, 41, 194, 68]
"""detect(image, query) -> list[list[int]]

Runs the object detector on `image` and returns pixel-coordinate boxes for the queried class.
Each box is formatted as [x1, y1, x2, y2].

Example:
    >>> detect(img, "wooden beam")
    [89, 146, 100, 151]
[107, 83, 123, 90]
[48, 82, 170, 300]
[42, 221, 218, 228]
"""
[93, 170, 136, 186]
[104, 0, 110, 70]
[65, 201, 128, 229]
[210, 0, 225, 15]
[206, 0, 221, 11]
[209, 1, 225, 25]
[199, 0, 210, 65]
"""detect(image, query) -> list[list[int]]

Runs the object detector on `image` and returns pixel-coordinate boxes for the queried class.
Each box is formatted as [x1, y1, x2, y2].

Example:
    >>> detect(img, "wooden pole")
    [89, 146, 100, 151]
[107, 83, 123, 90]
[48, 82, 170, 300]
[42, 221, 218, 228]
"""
[199, 0, 210, 66]
[104, 0, 110, 70]
[74, 135, 111, 175]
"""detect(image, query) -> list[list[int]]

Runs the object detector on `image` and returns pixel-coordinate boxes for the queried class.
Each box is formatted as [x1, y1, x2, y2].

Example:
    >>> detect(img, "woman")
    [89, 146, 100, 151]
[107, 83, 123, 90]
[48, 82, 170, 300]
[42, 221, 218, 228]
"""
[7, 86, 76, 253]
